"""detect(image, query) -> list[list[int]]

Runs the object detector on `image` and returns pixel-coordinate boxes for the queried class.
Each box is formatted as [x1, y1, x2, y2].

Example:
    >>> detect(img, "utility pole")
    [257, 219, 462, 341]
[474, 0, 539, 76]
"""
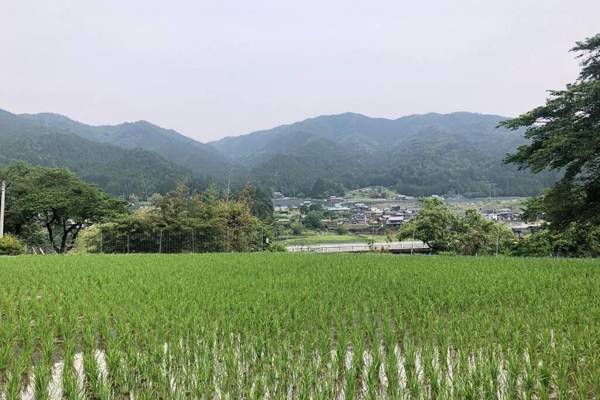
[0, 180, 5, 238]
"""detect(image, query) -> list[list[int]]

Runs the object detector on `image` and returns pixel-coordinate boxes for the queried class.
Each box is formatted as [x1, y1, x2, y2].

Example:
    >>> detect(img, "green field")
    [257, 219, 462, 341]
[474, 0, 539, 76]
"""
[1, 254, 599, 399]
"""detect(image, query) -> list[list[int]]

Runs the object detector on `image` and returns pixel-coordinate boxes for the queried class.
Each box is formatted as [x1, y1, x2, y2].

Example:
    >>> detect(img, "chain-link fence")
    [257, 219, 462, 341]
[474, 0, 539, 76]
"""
[97, 228, 269, 254]
[23, 228, 270, 254]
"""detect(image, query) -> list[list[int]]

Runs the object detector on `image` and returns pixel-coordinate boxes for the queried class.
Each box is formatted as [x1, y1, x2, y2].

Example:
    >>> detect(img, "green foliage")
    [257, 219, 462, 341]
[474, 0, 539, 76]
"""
[310, 178, 345, 198]
[554, 222, 600, 257]
[514, 223, 600, 258]
[213, 112, 557, 197]
[335, 224, 348, 235]
[453, 209, 515, 255]
[0, 235, 25, 255]
[400, 198, 515, 255]
[0, 162, 125, 253]
[99, 183, 269, 253]
[71, 225, 103, 254]
[0, 109, 230, 195]
[234, 184, 274, 221]
[303, 210, 326, 231]
[266, 242, 287, 252]
[500, 34, 600, 228]
[290, 221, 304, 235]
[0, 110, 197, 197]
[308, 203, 323, 212]
[1, 253, 599, 396]
[398, 197, 457, 252]
[0, 107, 558, 199]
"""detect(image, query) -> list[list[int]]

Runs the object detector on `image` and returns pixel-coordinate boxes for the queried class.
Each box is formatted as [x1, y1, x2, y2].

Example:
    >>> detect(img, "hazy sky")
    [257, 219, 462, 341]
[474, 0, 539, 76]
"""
[1, 1, 598, 142]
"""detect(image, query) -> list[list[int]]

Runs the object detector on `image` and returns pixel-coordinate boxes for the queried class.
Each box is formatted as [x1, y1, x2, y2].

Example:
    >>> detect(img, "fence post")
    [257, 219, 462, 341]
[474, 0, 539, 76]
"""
[159, 230, 163, 254]
[126, 233, 130, 254]
[191, 230, 195, 253]
[100, 232, 103, 254]
[260, 226, 264, 251]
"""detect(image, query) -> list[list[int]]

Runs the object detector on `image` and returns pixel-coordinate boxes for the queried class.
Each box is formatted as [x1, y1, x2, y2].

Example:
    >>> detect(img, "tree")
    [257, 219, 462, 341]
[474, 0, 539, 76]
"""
[500, 34, 600, 228]
[511, 223, 600, 258]
[0, 162, 39, 238]
[310, 178, 328, 199]
[309, 203, 323, 212]
[399, 198, 515, 255]
[398, 197, 457, 252]
[303, 210, 326, 230]
[453, 209, 514, 256]
[290, 222, 304, 235]
[309, 178, 345, 199]
[0, 162, 125, 253]
[100, 183, 270, 253]
[236, 184, 274, 221]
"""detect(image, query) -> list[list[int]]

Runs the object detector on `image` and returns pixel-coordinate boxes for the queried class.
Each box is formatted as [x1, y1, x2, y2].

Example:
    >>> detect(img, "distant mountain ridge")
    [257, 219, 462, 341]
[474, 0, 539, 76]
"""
[0, 107, 557, 197]
[210, 112, 557, 197]
[211, 112, 518, 161]
[21, 112, 228, 176]
[0, 108, 229, 195]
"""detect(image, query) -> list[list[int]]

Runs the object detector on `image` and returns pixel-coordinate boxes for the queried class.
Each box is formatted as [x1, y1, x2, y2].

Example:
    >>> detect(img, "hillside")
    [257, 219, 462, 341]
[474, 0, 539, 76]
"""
[0, 109, 193, 196]
[211, 112, 558, 197]
[1, 108, 558, 198]
[21, 112, 229, 177]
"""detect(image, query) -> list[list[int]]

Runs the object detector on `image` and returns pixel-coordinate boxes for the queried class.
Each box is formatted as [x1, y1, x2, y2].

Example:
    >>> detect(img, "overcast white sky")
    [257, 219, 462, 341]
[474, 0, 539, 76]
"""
[1, 0, 598, 142]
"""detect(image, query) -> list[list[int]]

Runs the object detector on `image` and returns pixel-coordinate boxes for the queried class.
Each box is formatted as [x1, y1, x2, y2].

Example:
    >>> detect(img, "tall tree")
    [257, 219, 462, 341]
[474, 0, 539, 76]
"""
[236, 184, 274, 221]
[398, 197, 457, 252]
[0, 162, 125, 253]
[453, 209, 514, 256]
[500, 34, 600, 228]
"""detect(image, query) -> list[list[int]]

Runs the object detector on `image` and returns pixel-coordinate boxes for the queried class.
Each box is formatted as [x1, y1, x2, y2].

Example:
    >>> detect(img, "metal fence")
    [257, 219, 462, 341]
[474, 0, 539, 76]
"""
[24, 229, 269, 254]
[98, 229, 267, 254]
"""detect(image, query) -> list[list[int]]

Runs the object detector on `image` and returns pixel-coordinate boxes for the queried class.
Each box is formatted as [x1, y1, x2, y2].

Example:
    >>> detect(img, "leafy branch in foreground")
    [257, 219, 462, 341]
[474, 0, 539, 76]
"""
[499, 34, 600, 228]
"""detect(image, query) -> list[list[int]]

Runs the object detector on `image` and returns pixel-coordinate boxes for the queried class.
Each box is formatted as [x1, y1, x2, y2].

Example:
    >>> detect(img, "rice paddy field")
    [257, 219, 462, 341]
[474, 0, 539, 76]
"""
[0, 253, 599, 399]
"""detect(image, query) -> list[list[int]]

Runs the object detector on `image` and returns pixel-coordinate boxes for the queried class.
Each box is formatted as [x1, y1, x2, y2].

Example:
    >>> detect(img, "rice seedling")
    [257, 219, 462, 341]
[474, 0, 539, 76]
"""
[0, 253, 598, 399]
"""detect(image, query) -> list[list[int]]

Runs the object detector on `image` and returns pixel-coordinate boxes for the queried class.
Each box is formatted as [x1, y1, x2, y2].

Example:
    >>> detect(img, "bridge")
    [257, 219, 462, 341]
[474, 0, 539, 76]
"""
[286, 241, 429, 254]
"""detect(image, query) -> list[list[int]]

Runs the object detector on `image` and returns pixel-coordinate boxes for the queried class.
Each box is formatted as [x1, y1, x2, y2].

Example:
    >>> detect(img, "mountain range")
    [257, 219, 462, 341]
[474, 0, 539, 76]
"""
[0, 108, 557, 197]
[210, 112, 557, 197]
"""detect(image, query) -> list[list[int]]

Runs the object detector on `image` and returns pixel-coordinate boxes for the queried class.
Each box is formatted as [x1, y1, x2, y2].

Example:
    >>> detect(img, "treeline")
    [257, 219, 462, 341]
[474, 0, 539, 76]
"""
[401, 198, 600, 257]
[0, 162, 275, 254]
[247, 131, 558, 198]
[85, 184, 276, 254]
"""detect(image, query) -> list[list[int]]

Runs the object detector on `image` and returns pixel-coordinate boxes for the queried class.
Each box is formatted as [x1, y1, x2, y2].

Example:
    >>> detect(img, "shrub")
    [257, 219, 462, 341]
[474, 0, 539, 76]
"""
[335, 225, 348, 235]
[267, 243, 287, 252]
[0, 235, 25, 256]
[290, 222, 304, 235]
[72, 226, 103, 254]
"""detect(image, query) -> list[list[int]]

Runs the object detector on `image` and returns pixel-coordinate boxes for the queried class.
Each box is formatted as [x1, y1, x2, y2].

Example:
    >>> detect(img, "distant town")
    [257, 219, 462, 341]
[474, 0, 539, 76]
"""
[272, 187, 542, 244]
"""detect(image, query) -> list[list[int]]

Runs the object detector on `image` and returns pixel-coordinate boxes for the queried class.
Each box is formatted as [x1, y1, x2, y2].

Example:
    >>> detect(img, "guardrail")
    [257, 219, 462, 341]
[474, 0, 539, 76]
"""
[287, 241, 429, 253]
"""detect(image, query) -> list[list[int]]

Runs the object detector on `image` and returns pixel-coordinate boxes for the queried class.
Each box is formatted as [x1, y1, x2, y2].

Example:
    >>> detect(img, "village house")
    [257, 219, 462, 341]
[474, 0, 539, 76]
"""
[383, 215, 405, 226]
[511, 223, 541, 238]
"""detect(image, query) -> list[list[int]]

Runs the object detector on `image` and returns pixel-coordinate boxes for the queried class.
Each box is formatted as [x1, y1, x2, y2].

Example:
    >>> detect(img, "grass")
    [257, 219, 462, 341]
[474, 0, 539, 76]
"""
[0, 253, 599, 398]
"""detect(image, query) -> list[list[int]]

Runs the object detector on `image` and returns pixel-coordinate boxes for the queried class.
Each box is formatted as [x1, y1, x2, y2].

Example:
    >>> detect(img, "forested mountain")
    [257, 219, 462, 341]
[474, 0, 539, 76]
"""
[21, 112, 229, 177]
[211, 112, 558, 197]
[0, 109, 194, 196]
[1, 107, 557, 198]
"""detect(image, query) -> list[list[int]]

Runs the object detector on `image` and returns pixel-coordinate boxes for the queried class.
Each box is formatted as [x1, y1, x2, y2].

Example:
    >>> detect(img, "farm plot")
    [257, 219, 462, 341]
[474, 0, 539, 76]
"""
[0, 253, 599, 399]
